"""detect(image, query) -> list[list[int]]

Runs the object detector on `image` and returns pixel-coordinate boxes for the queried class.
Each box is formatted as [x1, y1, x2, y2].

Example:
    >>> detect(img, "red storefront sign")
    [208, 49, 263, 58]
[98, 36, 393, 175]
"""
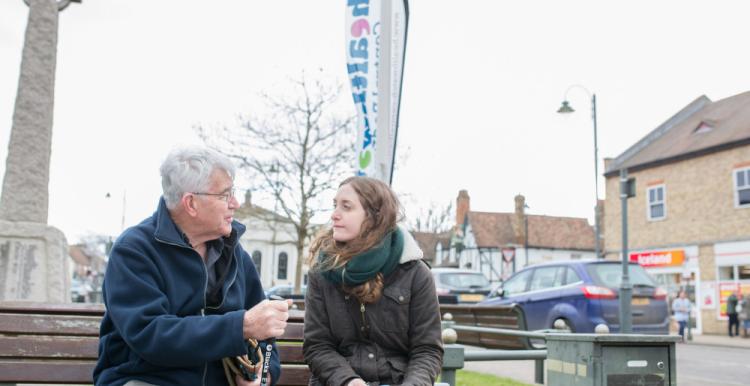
[629, 249, 685, 267]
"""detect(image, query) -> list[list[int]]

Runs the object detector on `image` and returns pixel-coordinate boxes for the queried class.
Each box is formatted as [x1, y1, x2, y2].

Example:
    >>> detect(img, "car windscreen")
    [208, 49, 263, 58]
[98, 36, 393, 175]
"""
[439, 273, 490, 288]
[586, 263, 657, 288]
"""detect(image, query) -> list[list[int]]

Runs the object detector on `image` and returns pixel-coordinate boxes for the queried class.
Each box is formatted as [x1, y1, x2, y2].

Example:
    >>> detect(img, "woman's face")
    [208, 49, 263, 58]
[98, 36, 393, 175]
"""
[331, 183, 367, 242]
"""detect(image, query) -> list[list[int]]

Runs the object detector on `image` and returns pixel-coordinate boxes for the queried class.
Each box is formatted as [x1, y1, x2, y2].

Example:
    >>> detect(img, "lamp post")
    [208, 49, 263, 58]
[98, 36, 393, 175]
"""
[557, 86, 600, 259]
[619, 168, 633, 333]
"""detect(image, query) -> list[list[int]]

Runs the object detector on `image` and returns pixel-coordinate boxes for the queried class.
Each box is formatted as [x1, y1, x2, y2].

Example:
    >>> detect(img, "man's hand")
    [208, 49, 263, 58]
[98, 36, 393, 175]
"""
[234, 373, 259, 386]
[346, 378, 368, 386]
[233, 359, 269, 386]
[243, 299, 292, 340]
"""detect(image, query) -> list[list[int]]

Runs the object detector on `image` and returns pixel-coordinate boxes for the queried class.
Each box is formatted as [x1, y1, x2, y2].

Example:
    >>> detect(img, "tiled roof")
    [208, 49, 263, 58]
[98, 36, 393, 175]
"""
[411, 230, 451, 262]
[467, 212, 516, 247]
[467, 211, 595, 251]
[69, 245, 91, 266]
[606, 91, 750, 175]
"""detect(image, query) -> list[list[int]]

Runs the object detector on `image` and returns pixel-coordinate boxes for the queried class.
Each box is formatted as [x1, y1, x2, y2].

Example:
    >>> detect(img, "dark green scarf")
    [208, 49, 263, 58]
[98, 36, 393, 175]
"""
[319, 228, 404, 286]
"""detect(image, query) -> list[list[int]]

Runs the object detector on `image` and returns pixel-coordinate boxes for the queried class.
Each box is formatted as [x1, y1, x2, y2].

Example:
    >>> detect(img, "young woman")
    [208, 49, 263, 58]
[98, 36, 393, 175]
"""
[303, 176, 444, 386]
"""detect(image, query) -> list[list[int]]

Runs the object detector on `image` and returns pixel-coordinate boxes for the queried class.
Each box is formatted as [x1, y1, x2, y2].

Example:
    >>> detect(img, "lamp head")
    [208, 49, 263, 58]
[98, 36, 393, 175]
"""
[557, 100, 575, 114]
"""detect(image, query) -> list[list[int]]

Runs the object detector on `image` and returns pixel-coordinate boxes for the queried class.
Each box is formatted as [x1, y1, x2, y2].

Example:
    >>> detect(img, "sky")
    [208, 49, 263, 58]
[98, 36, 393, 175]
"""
[1, 0, 750, 243]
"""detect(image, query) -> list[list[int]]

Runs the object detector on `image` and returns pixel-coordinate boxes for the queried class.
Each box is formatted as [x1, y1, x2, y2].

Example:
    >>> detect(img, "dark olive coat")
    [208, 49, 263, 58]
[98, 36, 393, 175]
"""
[303, 257, 443, 386]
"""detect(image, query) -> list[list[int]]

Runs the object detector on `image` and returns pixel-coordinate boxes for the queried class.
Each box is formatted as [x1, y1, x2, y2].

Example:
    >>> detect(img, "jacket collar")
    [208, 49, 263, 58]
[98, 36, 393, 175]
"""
[398, 223, 423, 264]
[153, 197, 246, 248]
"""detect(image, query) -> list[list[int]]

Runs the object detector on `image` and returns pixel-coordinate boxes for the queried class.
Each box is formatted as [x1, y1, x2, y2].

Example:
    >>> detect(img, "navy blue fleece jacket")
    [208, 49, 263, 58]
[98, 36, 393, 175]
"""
[94, 198, 280, 386]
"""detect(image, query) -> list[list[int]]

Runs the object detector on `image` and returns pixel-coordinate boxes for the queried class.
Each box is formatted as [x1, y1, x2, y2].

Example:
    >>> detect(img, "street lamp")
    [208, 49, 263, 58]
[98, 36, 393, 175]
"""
[557, 85, 601, 259]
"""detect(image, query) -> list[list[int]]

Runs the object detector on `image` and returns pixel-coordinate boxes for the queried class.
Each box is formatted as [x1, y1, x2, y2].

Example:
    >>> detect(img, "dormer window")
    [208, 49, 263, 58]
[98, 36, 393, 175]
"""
[693, 122, 713, 134]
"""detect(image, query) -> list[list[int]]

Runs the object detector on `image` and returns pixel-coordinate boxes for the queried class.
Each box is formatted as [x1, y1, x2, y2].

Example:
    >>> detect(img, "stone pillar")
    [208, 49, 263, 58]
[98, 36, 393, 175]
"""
[0, 0, 61, 223]
[0, 0, 79, 303]
[0, 221, 68, 301]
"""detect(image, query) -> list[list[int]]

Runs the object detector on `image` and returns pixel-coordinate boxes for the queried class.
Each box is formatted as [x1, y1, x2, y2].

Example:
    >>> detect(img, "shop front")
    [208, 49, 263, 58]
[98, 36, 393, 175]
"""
[714, 240, 750, 322]
[629, 246, 702, 334]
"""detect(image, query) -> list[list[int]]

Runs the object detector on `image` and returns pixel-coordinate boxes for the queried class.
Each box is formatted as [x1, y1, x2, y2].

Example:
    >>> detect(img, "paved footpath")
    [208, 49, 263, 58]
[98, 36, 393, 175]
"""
[463, 333, 750, 385]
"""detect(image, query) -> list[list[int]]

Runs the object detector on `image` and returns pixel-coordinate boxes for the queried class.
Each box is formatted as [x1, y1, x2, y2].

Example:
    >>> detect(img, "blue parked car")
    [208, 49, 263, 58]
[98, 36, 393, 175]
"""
[478, 260, 669, 334]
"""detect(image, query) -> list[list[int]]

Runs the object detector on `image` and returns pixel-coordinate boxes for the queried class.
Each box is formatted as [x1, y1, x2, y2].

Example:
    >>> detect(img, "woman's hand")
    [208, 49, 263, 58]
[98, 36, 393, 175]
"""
[346, 378, 368, 386]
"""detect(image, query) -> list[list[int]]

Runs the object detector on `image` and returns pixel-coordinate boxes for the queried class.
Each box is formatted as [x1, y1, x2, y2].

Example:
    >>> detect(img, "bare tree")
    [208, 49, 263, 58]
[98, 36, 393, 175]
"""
[198, 73, 355, 293]
[409, 201, 454, 234]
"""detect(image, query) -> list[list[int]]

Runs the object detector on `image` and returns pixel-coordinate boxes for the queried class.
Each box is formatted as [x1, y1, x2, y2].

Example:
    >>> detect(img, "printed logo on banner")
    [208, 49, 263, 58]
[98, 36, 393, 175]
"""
[346, 0, 380, 177]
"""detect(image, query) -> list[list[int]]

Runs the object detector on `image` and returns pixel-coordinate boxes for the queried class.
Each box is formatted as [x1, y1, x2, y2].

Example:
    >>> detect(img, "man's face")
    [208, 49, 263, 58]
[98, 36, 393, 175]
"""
[193, 169, 238, 240]
[331, 183, 366, 242]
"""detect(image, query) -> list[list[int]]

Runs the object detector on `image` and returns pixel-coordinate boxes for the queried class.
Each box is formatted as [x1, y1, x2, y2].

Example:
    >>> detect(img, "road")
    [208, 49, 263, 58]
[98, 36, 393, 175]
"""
[462, 342, 750, 385]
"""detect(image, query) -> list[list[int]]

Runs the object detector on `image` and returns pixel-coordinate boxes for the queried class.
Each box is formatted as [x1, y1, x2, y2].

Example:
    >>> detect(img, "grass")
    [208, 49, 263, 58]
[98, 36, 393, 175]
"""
[439, 370, 534, 386]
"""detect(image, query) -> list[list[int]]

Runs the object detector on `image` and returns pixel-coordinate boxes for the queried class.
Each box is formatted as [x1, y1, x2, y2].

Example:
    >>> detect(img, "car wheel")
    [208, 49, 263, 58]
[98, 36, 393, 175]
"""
[553, 318, 574, 332]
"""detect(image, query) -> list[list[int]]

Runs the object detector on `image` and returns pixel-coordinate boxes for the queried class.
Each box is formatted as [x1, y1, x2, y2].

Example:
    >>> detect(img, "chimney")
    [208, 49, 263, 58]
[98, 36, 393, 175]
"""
[513, 194, 527, 245]
[456, 190, 470, 230]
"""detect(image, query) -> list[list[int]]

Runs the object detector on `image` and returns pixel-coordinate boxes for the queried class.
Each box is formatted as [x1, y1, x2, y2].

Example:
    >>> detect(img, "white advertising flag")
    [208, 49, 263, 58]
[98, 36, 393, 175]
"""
[345, 0, 409, 184]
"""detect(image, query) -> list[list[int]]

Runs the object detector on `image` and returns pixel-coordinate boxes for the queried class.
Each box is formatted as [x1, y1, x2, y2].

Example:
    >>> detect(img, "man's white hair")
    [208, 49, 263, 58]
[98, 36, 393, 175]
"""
[159, 146, 236, 209]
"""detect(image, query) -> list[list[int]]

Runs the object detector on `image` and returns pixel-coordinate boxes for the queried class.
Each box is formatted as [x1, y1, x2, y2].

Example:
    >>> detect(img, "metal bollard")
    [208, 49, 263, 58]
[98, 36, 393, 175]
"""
[440, 326, 464, 386]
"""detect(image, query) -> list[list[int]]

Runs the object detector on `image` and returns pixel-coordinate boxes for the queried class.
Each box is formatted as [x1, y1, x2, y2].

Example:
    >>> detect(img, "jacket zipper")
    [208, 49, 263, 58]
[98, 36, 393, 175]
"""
[207, 247, 239, 311]
[154, 236, 209, 385]
[360, 302, 368, 338]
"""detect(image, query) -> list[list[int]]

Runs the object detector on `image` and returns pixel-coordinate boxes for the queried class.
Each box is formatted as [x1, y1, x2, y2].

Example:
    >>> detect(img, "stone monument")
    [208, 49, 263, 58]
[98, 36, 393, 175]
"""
[0, 0, 80, 302]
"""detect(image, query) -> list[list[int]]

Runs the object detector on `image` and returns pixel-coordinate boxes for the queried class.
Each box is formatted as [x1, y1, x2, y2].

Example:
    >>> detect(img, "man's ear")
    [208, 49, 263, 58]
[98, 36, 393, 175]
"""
[181, 193, 199, 217]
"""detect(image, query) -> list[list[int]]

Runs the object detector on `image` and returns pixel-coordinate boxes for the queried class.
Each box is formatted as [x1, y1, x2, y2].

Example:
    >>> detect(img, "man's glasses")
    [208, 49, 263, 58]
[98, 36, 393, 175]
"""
[192, 188, 236, 203]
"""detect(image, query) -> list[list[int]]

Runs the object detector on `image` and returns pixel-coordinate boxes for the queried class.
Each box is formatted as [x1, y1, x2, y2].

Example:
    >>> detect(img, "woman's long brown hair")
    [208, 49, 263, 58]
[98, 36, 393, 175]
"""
[307, 176, 403, 303]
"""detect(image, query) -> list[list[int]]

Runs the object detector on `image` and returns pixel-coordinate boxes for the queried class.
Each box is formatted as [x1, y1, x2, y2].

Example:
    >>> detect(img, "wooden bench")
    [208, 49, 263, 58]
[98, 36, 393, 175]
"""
[0, 301, 310, 385]
[439, 303, 543, 350]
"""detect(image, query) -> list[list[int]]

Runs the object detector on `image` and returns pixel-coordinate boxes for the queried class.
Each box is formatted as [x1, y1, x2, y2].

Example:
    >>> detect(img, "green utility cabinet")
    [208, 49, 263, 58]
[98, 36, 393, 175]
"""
[545, 333, 680, 386]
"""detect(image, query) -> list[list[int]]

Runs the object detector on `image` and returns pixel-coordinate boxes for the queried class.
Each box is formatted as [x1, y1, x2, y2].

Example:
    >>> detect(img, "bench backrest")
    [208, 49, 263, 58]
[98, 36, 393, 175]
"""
[0, 302, 309, 385]
[439, 304, 535, 350]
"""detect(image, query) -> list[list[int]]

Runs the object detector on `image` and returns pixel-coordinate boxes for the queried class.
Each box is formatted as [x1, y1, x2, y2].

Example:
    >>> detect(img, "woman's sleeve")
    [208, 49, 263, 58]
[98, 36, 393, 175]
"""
[302, 273, 360, 386]
[402, 262, 444, 385]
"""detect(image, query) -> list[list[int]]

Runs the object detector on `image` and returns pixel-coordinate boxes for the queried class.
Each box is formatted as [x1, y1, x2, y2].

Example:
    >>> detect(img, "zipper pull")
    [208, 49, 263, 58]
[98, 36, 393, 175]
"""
[360, 303, 365, 314]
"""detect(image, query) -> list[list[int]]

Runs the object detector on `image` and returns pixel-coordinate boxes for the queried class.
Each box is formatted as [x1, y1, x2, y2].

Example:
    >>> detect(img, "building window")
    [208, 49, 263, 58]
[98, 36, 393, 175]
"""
[647, 185, 666, 220]
[277, 252, 288, 280]
[251, 250, 262, 276]
[735, 167, 750, 207]
[718, 266, 735, 280]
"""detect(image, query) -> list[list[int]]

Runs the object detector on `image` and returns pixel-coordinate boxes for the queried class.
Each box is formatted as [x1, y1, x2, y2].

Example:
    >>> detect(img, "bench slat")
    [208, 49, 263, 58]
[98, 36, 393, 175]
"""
[0, 301, 105, 315]
[279, 322, 304, 340]
[277, 364, 312, 386]
[0, 361, 96, 384]
[0, 335, 98, 359]
[277, 344, 304, 364]
[0, 313, 102, 336]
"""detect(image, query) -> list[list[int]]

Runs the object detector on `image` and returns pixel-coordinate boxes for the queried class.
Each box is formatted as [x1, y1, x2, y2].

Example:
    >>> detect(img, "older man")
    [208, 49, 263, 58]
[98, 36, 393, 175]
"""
[94, 146, 290, 386]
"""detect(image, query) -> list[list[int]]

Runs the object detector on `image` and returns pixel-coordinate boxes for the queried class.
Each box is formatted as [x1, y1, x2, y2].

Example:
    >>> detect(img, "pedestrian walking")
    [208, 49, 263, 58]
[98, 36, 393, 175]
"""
[738, 292, 750, 338]
[672, 290, 691, 342]
[727, 291, 740, 337]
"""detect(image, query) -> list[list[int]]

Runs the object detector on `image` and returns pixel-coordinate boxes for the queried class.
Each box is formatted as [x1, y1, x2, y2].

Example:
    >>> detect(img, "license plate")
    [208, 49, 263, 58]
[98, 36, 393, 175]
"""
[459, 294, 485, 302]
[632, 298, 650, 305]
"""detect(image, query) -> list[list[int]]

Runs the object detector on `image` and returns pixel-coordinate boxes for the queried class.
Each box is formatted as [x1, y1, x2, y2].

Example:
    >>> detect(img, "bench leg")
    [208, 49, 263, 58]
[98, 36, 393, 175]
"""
[534, 358, 544, 384]
[439, 369, 456, 386]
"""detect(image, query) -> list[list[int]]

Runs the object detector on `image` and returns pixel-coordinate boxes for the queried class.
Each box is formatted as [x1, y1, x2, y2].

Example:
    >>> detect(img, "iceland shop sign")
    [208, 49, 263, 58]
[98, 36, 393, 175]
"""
[345, 0, 409, 184]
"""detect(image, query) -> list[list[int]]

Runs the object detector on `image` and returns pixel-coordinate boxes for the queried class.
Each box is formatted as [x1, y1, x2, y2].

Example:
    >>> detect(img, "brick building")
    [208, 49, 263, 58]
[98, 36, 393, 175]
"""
[603, 91, 750, 335]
